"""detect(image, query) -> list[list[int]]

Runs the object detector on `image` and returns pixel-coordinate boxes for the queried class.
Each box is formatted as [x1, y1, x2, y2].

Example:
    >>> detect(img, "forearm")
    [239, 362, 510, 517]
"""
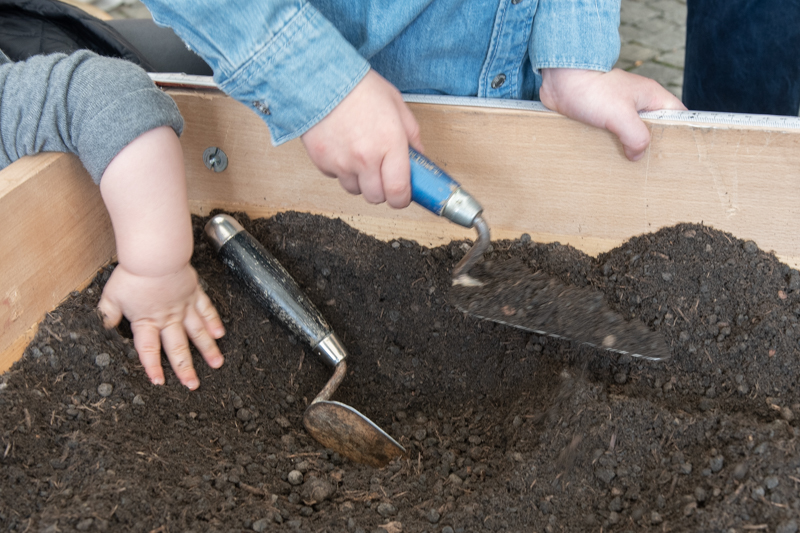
[141, 0, 369, 144]
[100, 127, 193, 277]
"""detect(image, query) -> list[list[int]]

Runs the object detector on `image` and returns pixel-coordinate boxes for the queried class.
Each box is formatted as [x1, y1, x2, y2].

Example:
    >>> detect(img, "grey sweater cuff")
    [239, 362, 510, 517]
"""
[0, 50, 183, 184]
[78, 85, 183, 183]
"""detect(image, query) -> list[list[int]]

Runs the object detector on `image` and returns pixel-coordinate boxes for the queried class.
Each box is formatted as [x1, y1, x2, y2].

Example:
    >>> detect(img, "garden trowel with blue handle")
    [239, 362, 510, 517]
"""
[408, 147, 670, 362]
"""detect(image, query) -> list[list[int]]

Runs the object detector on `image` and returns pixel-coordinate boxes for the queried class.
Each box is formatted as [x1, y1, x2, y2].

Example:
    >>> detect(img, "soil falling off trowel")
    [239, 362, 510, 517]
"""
[450, 258, 670, 361]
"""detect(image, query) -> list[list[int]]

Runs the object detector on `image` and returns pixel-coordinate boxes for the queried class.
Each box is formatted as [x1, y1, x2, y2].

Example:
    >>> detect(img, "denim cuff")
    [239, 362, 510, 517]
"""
[217, 3, 370, 145]
[530, 0, 621, 73]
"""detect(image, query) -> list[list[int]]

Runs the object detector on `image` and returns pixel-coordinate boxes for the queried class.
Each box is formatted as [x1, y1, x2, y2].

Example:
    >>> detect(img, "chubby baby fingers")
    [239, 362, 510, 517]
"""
[131, 321, 166, 386]
[184, 305, 224, 370]
[159, 322, 200, 390]
[195, 288, 225, 340]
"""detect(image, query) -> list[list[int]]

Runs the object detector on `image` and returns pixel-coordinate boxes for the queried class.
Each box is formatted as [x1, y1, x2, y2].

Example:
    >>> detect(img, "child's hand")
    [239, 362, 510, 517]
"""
[301, 69, 424, 208]
[539, 68, 687, 161]
[98, 263, 225, 390]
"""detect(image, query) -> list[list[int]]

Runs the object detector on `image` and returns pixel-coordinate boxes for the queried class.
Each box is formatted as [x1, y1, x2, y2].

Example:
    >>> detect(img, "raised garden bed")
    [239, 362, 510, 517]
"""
[2, 90, 800, 532]
[2, 211, 799, 532]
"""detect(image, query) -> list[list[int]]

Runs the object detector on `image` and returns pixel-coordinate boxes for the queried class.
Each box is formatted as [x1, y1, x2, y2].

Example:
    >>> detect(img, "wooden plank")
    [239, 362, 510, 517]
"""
[169, 89, 800, 266]
[0, 153, 115, 372]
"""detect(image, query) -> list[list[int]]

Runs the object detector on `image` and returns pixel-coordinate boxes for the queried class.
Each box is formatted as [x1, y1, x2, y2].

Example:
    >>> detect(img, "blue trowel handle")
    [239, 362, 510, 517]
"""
[409, 147, 483, 229]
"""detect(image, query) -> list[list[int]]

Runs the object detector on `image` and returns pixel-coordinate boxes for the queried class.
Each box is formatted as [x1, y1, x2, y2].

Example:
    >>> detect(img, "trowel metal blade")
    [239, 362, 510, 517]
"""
[303, 401, 406, 468]
[450, 260, 670, 361]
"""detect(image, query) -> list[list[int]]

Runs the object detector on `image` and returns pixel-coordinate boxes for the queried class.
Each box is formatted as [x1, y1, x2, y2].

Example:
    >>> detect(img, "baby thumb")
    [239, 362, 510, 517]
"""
[97, 295, 123, 330]
[605, 107, 652, 162]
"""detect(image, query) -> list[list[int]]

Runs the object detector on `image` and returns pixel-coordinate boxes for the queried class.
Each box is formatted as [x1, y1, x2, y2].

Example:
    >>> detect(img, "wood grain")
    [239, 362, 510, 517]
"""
[0, 154, 115, 372]
[170, 89, 800, 266]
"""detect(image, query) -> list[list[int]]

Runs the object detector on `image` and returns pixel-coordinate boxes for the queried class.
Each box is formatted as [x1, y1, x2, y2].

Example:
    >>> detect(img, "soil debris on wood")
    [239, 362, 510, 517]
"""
[1, 211, 799, 532]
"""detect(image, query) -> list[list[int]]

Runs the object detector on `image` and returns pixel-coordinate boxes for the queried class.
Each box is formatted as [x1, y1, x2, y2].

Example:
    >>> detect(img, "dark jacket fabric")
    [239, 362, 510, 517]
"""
[0, 0, 152, 69]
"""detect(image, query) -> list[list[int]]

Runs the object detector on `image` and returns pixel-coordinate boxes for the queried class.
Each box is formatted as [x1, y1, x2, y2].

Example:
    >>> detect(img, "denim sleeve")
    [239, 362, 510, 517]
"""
[142, 0, 371, 145]
[530, 0, 621, 72]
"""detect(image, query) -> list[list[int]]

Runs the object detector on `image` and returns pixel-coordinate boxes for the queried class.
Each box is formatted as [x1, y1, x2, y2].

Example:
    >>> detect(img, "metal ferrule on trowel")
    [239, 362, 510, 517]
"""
[409, 147, 490, 282]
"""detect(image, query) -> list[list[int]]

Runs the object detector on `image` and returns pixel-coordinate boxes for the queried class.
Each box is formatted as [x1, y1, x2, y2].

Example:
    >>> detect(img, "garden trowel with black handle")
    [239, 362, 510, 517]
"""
[408, 148, 670, 362]
[205, 214, 406, 468]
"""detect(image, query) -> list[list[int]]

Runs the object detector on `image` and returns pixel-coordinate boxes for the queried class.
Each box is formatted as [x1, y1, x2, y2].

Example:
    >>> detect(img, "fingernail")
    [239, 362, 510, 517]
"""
[211, 356, 224, 368]
[151, 377, 164, 386]
[186, 379, 199, 390]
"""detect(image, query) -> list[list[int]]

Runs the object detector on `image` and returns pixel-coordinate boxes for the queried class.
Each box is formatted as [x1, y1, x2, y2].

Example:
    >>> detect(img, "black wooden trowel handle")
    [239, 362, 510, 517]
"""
[204, 214, 348, 368]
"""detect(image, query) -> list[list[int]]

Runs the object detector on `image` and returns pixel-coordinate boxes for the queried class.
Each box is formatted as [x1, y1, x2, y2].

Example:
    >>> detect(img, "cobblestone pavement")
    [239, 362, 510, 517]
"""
[616, 0, 687, 99]
[103, 0, 688, 100]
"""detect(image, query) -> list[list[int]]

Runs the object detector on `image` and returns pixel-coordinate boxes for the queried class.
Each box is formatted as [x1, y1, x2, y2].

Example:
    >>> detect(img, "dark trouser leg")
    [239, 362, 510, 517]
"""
[683, 0, 800, 115]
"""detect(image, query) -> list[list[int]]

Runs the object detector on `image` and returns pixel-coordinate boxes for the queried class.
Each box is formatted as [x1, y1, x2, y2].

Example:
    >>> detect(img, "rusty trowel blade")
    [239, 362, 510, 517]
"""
[450, 259, 670, 361]
[304, 401, 406, 468]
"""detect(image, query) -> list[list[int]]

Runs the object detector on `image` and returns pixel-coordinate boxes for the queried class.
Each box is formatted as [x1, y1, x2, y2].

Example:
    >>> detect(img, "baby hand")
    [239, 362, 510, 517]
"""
[301, 69, 424, 208]
[97, 263, 225, 390]
[539, 68, 687, 161]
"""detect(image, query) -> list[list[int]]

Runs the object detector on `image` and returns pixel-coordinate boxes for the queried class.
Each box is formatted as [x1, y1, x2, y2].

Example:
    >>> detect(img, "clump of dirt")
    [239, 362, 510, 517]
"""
[1, 212, 799, 533]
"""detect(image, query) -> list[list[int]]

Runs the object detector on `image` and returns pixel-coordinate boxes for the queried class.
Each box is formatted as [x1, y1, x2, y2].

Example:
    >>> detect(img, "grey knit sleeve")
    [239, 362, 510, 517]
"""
[0, 50, 183, 184]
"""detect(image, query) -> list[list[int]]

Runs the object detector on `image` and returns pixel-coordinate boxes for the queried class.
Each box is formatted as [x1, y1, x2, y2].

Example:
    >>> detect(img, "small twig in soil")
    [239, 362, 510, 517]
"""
[725, 483, 746, 505]
[667, 474, 678, 498]
[43, 326, 62, 343]
[767, 500, 789, 509]
[239, 483, 269, 497]
[340, 490, 381, 502]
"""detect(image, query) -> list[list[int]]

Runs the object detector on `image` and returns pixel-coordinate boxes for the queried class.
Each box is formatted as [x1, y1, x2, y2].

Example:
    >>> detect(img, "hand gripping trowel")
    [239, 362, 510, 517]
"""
[408, 148, 670, 362]
[205, 214, 405, 467]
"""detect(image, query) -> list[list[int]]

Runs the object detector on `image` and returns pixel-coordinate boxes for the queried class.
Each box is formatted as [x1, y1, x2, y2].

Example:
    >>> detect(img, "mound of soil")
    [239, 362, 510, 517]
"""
[1, 212, 799, 533]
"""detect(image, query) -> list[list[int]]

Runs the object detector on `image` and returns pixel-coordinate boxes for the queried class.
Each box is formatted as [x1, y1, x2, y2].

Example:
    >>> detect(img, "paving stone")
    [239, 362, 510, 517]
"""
[631, 61, 683, 82]
[630, 25, 686, 52]
[107, 1, 151, 19]
[620, 0, 662, 24]
[616, 42, 660, 70]
[660, 2, 688, 25]
[656, 48, 686, 69]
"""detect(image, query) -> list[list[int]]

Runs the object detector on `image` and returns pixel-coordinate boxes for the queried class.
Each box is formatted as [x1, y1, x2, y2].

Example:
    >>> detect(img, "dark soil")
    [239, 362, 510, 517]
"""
[2, 211, 799, 533]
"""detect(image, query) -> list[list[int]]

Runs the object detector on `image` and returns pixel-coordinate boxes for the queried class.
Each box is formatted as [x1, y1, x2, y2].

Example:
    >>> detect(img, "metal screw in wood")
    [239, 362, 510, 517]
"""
[203, 147, 228, 172]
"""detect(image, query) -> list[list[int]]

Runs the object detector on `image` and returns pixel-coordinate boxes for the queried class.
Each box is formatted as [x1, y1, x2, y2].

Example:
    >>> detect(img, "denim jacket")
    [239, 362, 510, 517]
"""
[142, 0, 620, 145]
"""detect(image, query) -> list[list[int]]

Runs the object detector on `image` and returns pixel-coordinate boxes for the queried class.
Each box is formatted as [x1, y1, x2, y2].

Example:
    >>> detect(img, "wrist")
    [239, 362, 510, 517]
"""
[100, 126, 194, 277]
[540, 68, 602, 111]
